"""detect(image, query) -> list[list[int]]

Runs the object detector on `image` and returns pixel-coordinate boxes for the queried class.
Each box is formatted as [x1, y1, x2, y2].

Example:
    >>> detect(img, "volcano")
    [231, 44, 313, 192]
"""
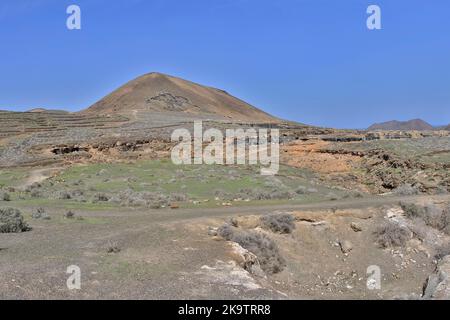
[81, 72, 279, 123]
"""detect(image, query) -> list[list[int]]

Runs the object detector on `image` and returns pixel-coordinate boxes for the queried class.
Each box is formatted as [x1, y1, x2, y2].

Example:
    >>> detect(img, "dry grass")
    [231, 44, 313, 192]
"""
[401, 202, 450, 234]
[435, 243, 450, 260]
[374, 221, 410, 248]
[260, 213, 296, 234]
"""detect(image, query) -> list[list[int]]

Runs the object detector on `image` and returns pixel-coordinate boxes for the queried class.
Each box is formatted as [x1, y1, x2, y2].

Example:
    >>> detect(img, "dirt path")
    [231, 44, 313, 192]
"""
[15, 194, 449, 220]
[131, 194, 450, 223]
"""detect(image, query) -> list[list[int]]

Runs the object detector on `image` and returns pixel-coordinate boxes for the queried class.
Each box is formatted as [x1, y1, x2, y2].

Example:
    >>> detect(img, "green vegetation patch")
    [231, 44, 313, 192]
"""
[6, 159, 356, 210]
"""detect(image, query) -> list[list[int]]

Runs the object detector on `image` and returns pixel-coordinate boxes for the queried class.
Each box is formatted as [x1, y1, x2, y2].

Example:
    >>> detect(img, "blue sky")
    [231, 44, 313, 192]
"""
[0, 0, 449, 128]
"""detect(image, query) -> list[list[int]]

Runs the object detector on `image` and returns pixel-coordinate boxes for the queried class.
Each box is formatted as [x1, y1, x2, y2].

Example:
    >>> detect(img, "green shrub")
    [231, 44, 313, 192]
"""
[0, 208, 30, 233]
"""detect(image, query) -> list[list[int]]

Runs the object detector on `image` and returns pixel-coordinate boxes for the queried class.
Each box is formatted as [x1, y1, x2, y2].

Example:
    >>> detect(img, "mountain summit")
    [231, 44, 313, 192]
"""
[368, 119, 434, 131]
[81, 72, 279, 123]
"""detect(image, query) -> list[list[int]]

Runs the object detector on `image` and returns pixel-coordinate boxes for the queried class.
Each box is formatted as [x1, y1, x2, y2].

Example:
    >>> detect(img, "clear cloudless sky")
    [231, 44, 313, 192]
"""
[0, 0, 449, 128]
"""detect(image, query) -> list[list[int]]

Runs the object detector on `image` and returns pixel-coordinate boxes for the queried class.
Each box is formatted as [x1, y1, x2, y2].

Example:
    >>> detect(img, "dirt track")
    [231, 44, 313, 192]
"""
[12, 193, 448, 220]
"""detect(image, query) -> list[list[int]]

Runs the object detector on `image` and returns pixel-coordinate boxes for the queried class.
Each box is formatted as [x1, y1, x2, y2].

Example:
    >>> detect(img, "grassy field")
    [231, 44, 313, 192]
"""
[0, 168, 28, 188]
[0, 159, 358, 210]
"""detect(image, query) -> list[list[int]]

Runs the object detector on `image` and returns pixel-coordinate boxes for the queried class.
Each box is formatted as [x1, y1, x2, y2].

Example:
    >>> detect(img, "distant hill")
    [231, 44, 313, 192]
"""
[27, 108, 48, 113]
[368, 119, 434, 131]
[27, 108, 69, 114]
[80, 72, 280, 123]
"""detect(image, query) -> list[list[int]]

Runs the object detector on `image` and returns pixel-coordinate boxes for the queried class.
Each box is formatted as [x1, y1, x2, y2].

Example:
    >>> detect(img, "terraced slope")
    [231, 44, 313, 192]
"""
[0, 110, 127, 139]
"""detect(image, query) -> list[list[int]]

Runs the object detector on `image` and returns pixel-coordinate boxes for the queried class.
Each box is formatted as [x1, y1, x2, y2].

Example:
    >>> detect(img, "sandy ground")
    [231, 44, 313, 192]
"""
[22, 167, 63, 189]
[281, 140, 361, 174]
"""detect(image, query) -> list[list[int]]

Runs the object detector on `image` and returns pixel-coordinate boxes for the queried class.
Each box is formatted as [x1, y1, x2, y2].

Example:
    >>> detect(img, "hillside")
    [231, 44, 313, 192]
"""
[80, 72, 280, 123]
[368, 119, 434, 131]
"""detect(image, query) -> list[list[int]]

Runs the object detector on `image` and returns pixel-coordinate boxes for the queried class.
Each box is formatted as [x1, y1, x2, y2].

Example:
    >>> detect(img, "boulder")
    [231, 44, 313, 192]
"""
[423, 255, 450, 299]
[229, 242, 265, 277]
[339, 240, 353, 254]
[350, 222, 362, 232]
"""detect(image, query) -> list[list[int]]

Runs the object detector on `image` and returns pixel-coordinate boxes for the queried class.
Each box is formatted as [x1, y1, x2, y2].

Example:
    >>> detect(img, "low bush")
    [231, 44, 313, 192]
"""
[32, 207, 44, 219]
[421, 204, 447, 230]
[64, 210, 75, 219]
[400, 202, 425, 219]
[435, 242, 450, 260]
[169, 193, 188, 202]
[92, 193, 110, 202]
[260, 213, 295, 234]
[408, 218, 428, 240]
[263, 177, 285, 189]
[56, 191, 72, 200]
[394, 184, 420, 196]
[0, 192, 10, 201]
[270, 190, 295, 200]
[0, 208, 30, 233]
[25, 182, 41, 192]
[30, 190, 43, 198]
[441, 204, 450, 235]
[214, 188, 294, 202]
[110, 189, 171, 208]
[72, 179, 84, 186]
[32, 207, 50, 220]
[71, 189, 84, 197]
[294, 186, 307, 194]
[239, 188, 294, 201]
[106, 241, 121, 254]
[374, 221, 410, 248]
[401, 202, 450, 234]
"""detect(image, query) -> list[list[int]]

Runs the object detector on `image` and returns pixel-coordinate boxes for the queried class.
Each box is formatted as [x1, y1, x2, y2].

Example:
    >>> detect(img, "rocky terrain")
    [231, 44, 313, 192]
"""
[1, 73, 450, 300]
[282, 137, 450, 195]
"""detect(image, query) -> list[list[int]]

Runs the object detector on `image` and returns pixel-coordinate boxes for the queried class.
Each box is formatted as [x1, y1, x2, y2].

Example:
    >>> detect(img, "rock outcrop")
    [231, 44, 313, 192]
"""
[423, 255, 450, 299]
